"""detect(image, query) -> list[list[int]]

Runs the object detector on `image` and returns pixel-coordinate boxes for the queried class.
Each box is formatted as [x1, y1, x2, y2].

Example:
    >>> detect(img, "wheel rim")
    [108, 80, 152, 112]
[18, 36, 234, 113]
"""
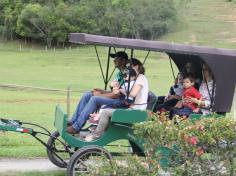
[72, 149, 112, 175]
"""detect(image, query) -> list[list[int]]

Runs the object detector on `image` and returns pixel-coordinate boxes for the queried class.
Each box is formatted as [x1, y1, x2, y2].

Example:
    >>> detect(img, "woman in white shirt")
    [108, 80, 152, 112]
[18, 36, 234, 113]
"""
[85, 58, 149, 141]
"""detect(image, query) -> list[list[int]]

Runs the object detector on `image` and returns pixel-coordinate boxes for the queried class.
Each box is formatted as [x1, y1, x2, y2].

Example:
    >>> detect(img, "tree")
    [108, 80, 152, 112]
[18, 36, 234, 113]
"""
[127, 0, 177, 39]
[16, 4, 56, 47]
[53, 3, 78, 46]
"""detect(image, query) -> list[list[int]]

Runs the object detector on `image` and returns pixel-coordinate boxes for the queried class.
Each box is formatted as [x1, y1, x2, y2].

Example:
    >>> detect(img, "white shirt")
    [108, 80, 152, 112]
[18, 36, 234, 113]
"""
[130, 74, 149, 110]
[199, 80, 215, 115]
[122, 80, 135, 101]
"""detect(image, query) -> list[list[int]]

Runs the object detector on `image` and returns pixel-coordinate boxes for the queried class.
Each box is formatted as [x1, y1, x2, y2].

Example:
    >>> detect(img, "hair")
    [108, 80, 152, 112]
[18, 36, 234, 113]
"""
[202, 63, 214, 80]
[183, 73, 196, 83]
[129, 58, 145, 74]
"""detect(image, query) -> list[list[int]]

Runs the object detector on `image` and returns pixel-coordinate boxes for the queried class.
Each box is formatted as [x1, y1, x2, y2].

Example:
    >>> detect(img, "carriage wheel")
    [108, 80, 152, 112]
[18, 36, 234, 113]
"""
[67, 145, 112, 176]
[47, 131, 75, 168]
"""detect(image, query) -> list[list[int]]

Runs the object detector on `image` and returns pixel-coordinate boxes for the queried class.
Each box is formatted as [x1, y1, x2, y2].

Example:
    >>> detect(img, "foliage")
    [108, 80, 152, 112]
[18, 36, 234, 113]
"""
[87, 155, 150, 176]
[95, 113, 236, 175]
[226, 0, 236, 3]
[0, 0, 179, 46]
[135, 114, 236, 175]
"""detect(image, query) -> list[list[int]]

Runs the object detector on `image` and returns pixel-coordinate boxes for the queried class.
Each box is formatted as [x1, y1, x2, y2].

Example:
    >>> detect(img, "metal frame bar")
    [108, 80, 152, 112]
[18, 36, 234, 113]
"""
[169, 55, 176, 81]
[94, 45, 106, 85]
[104, 47, 111, 90]
[142, 50, 150, 65]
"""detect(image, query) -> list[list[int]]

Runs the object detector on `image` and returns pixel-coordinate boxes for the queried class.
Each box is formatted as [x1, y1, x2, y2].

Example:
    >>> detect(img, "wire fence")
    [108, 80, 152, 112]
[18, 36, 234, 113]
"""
[0, 84, 85, 118]
[0, 84, 85, 94]
[0, 40, 84, 53]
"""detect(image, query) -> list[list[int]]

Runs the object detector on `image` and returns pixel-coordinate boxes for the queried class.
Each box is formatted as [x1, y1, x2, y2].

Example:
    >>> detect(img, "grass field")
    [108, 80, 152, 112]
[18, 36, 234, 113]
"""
[0, 0, 235, 159]
[0, 44, 177, 158]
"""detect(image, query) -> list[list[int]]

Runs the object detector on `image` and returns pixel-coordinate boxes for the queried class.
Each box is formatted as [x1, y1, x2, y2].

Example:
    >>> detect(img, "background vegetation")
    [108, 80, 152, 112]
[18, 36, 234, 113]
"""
[0, 0, 236, 175]
[0, 0, 235, 158]
[0, 0, 180, 47]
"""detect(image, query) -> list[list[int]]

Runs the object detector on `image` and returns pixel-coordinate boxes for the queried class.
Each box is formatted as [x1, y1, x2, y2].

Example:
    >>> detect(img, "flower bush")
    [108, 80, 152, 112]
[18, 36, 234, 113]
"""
[91, 113, 236, 175]
[134, 113, 236, 175]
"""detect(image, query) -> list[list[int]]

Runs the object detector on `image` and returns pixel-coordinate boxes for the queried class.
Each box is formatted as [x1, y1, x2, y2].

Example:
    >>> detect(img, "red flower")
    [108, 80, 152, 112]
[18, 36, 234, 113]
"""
[189, 136, 198, 145]
[196, 147, 204, 156]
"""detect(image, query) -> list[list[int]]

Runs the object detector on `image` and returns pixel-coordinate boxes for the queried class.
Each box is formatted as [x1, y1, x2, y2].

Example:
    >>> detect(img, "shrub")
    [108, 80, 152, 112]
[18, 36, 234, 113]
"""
[93, 113, 236, 175]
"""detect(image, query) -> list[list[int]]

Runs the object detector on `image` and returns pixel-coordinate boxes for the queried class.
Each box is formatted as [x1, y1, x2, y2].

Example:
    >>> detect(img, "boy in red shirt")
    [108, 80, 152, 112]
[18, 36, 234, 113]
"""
[172, 74, 202, 117]
[182, 75, 201, 112]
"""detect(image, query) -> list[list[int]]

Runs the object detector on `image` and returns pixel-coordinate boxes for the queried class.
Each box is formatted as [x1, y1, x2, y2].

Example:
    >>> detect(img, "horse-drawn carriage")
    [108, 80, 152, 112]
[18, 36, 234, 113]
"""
[1, 33, 236, 175]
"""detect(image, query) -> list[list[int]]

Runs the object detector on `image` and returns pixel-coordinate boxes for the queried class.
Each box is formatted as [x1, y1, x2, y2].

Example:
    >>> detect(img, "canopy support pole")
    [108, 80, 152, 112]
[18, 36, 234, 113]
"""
[104, 46, 111, 90]
[143, 50, 150, 65]
[169, 56, 175, 80]
[94, 45, 106, 85]
[131, 48, 134, 58]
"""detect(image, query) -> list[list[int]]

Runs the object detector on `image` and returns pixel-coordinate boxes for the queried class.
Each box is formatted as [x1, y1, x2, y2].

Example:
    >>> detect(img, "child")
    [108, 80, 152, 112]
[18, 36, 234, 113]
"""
[156, 72, 184, 112]
[174, 74, 202, 115]
[88, 68, 137, 124]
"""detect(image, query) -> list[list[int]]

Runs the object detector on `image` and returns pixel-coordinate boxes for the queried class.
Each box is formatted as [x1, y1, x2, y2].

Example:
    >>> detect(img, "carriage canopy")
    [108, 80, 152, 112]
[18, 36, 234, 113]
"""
[69, 33, 236, 113]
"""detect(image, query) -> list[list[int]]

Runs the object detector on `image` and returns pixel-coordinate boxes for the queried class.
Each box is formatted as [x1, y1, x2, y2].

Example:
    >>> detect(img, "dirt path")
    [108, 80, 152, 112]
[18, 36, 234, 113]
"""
[0, 158, 64, 172]
[0, 158, 171, 175]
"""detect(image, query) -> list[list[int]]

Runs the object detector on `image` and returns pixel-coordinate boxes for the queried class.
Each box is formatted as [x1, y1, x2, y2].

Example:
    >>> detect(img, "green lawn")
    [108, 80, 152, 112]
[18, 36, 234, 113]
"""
[0, 0, 236, 159]
[0, 44, 177, 158]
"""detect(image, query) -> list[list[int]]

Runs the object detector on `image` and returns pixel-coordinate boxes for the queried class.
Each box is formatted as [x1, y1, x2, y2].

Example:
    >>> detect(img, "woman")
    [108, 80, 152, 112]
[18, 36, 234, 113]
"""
[85, 58, 149, 141]
[184, 63, 215, 116]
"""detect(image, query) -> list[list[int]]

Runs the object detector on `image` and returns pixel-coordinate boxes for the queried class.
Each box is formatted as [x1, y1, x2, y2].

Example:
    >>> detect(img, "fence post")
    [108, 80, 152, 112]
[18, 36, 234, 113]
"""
[67, 86, 71, 117]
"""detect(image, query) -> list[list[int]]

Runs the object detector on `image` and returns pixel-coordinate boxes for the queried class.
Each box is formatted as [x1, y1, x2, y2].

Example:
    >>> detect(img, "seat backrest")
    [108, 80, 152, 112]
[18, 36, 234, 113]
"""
[54, 105, 67, 134]
[146, 91, 157, 111]
[111, 109, 147, 125]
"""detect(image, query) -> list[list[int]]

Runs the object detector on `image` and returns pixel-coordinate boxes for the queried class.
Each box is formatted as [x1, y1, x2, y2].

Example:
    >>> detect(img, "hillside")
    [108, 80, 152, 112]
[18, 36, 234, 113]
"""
[162, 0, 236, 49]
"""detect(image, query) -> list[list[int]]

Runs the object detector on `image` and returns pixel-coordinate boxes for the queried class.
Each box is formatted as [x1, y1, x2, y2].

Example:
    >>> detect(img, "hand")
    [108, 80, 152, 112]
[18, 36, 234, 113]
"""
[184, 96, 197, 104]
[111, 80, 119, 88]
[113, 88, 120, 95]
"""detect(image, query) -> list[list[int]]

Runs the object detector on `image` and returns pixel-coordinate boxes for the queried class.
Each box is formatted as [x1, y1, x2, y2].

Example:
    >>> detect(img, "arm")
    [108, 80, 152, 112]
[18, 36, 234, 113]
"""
[92, 90, 120, 99]
[93, 88, 111, 94]
[128, 75, 145, 98]
[129, 84, 142, 98]
[168, 95, 182, 100]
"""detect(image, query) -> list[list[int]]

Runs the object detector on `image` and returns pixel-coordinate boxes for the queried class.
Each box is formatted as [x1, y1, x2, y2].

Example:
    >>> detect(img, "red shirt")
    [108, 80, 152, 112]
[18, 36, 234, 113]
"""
[183, 86, 202, 110]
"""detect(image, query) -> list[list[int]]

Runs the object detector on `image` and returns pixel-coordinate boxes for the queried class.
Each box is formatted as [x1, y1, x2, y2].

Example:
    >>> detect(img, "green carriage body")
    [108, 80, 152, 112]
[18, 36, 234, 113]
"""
[54, 105, 147, 152]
